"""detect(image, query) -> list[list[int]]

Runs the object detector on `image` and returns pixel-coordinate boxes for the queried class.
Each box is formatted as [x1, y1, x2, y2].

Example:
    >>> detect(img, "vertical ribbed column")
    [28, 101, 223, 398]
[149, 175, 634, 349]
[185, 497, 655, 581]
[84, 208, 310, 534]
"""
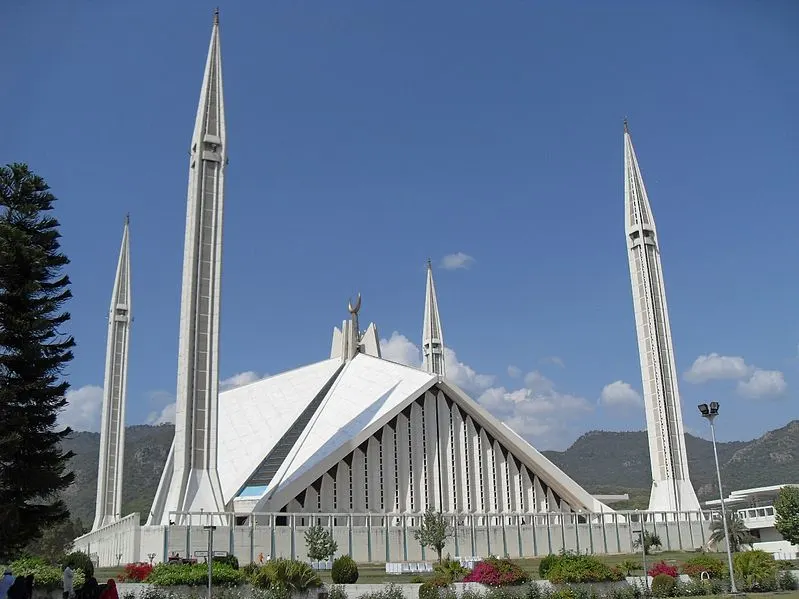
[383, 424, 397, 513]
[410, 403, 427, 511]
[396, 414, 412, 512]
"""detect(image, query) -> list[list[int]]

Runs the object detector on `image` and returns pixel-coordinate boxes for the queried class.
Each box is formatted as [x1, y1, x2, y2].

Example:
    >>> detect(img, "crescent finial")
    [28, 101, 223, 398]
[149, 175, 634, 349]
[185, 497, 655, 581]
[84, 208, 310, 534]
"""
[348, 293, 362, 315]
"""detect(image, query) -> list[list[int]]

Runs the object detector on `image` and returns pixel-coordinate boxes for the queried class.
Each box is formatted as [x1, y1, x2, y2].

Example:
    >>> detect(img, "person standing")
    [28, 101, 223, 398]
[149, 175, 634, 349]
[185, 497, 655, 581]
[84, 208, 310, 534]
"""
[62, 566, 74, 599]
[0, 571, 15, 599]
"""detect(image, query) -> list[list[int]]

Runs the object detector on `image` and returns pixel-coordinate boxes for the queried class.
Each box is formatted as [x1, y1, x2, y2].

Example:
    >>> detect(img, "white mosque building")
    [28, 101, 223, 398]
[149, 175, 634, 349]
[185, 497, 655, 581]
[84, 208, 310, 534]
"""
[73, 12, 711, 566]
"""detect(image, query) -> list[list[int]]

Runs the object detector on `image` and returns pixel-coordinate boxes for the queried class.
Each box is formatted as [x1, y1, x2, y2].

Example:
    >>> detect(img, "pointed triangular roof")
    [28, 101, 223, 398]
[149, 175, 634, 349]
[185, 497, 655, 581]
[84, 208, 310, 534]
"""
[624, 121, 656, 235]
[253, 354, 437, 509]
[217, 358, 342, 503]
[422, 260, 445, 376]
[255, 353, 609, 513]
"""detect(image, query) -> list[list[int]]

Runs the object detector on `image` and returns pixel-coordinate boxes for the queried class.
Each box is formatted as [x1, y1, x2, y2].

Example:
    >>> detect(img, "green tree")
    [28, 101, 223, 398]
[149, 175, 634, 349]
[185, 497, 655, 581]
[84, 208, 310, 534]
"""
[709, 512, 754, 552]
[304, 524, 338, 561]
[632, 529, 662, 555]
[413, 510, 451, 562]
[774, 485, 799, 546]
[23, 518, 87, 563]
[0, 163, 76, 559]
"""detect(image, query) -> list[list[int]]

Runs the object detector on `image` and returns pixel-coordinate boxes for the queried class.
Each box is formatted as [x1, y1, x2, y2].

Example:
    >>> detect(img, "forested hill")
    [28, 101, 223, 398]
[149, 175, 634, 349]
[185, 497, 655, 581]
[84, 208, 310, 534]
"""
[61, 420, 798, 523]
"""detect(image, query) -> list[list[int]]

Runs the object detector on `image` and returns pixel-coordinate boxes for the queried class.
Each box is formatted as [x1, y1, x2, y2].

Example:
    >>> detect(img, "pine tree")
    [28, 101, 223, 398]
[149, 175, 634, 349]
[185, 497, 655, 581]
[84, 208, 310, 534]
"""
[0, 163, 77, 559]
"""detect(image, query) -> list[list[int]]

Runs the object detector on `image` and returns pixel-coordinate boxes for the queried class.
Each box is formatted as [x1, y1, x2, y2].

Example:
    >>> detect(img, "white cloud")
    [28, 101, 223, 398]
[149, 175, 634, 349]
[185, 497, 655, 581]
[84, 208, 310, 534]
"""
[684, 352, 787, 400]
[440, 252, 475, 270]
[147, 402, 176, 425]
[477, 378, 592, 450]
[737, 369, 787, 399]
[507, 365, 521, 378]
[444, 347, 495, 392]
[379, 332, 494, 394]
[220, 371, 265, 391]
[684, 353, 751, 383]
[380, 332, 422, 367]
[599, 380, 643, 408]
[60, 384, 104, 431]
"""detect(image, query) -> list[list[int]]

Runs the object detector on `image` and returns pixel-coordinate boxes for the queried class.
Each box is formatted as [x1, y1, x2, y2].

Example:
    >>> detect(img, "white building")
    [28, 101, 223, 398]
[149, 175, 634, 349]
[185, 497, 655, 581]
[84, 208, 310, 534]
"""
[73, 12, 714, 566]
[705, 485, 799, 560]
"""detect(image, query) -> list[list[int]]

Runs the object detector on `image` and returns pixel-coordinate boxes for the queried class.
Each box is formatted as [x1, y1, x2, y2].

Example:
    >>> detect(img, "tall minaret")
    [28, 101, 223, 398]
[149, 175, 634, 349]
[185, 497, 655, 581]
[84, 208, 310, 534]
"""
[93, 216, 132, 531]
[624, 121, 699, 513]
[422, 260, 446, 376]
[150, 9, 226, 524]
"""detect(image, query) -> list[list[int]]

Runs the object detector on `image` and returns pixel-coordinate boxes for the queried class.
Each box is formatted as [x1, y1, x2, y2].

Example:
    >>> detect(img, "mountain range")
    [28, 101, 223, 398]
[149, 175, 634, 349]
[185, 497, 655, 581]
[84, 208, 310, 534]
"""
[61, 419, 799, 525]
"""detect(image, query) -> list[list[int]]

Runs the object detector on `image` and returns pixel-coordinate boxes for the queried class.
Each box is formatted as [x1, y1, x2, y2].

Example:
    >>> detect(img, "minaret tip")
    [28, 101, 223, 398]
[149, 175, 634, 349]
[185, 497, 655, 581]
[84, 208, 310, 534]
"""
[623, 118, 629, 133]
[124, 213, 130, 226]
[213, 7, 219, 25]
[426, 257, 432, 270]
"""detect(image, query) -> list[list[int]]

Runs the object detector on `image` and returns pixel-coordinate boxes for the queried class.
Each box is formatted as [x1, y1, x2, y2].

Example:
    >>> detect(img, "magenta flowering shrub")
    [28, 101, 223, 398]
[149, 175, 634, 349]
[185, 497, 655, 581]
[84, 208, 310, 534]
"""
[462, 557, 529, 586]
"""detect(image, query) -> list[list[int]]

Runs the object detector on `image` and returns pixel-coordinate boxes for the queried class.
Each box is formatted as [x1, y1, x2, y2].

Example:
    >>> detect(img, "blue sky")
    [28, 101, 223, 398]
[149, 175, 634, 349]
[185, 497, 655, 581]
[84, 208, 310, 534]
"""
[2, 1, 797, 451]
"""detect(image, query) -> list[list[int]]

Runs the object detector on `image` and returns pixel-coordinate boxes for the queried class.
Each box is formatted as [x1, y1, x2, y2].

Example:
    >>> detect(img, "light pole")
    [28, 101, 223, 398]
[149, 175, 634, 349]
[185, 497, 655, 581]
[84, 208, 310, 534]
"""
[698, 402, 738, 593]
[633, 528, 648, 594]
[203, 525, 217, 599]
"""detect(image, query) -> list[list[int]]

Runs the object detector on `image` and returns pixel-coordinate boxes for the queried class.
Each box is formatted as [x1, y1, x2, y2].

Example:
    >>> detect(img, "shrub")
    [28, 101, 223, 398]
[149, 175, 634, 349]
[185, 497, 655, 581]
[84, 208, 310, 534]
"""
[647, 561, 678, 578]
[484, 587, 527, 599]
[241, 562, 260, 581]
[145, 561, 243, 586]
[778, 570, 798, 591]
[538, 554, 558, 579]
[329, 584, 348, 599]
[63, 551, 95, 579]
[543, 553, 623, 584]
[433, 558, 469, 583]
[358, 584, 405, 599]
[680, 554, 725, 579]
[214, 554, 239, 570]
[618, 559, 641, 576]
[250, 558, 321, 592]
[331, 555, 359, 584]
[463, 557, 528, 586]
[419, 582, 442, 599]
[650, 573, 676, 597]
[10, 557, 85, 591]
[119, 562, 153, 582]
[733, 549, 777, 592]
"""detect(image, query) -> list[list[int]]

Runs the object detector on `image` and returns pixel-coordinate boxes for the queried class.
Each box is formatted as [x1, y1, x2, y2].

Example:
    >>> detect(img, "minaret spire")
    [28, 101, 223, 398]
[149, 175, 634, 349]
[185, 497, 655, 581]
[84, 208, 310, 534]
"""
[149, 10, 226, 525]
[624, 122, 699, 513]
[422, 259, 445, 376]
[93, 215, 132, 530]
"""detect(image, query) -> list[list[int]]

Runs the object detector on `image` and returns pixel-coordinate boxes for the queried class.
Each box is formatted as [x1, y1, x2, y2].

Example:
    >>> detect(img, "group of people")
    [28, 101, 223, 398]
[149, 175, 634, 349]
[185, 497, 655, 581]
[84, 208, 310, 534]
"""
[0, 571, 33, 599]
[0, 567, 118, 599]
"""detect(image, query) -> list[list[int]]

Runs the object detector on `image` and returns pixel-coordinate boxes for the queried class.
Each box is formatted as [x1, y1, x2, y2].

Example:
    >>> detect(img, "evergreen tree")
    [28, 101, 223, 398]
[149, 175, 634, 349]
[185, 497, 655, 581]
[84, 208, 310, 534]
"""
[0, 163, 76, 559]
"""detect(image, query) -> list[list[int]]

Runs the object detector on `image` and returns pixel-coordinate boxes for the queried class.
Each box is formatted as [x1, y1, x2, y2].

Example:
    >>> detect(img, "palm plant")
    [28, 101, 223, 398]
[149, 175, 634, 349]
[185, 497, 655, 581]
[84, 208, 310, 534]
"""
[709, 512, 755, 552]
[632, 530, 662, 555]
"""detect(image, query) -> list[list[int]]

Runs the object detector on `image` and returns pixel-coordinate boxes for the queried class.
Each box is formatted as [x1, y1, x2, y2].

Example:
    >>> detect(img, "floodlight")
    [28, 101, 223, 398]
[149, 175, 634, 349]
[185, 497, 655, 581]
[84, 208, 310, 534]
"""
[698, 403, 709, 416]
[709, 401, 719, 414]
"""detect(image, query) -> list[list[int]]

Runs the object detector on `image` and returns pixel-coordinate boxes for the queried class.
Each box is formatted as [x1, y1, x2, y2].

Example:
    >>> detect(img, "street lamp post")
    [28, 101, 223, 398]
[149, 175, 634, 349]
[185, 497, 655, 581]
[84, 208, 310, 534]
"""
[698, 402, 738, 594]
[633, 528, 648, 594]
[203, 525, 217, 599]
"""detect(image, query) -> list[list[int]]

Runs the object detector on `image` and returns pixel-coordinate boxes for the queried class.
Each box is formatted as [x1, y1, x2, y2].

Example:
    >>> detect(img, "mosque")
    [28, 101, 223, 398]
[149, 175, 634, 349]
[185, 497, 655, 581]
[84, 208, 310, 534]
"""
[73, 12, 710, 565]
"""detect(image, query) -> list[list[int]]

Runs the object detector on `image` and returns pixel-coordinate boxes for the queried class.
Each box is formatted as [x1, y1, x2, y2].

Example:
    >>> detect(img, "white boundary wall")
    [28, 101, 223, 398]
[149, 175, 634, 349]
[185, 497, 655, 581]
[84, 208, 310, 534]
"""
[73, 510, 712, 567]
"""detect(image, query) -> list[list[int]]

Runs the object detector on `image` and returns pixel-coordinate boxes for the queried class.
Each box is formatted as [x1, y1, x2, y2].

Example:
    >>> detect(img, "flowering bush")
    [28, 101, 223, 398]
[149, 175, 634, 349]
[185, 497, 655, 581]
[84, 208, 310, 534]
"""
[462, 557, 528, 586]
[648, 561, 678, 578]
[680, 554, 726, 579]
[119, 562, 154, 582]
